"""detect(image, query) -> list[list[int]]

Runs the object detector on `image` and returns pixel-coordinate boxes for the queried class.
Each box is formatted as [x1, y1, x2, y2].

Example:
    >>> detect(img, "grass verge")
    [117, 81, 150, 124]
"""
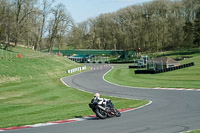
[0, 47, 148, 128]
[186, 130, 200, 133]
[105, 56, 200, 89]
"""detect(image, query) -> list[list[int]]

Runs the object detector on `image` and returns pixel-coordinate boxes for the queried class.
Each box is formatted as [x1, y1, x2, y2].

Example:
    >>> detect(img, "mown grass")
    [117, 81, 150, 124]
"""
[106, 50, 200, 133]
[0, 47, 148, 128]
[187, 130, 200, 133]
[105, 55, 200, 89]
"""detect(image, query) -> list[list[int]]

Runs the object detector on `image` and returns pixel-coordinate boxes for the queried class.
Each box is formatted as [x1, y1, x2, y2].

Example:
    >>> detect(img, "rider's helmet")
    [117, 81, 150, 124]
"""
[94, 93, 100, 98]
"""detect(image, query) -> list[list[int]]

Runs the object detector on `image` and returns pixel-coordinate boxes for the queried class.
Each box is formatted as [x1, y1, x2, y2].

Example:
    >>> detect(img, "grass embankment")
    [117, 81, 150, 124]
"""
[187, 130, 200, 133]
[105, 53, 200, 89]
[0, 47, 148, 128]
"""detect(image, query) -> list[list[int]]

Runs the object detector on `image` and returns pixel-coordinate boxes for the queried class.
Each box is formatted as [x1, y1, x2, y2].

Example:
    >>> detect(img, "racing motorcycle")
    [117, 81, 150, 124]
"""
[89, 98, 121, 119]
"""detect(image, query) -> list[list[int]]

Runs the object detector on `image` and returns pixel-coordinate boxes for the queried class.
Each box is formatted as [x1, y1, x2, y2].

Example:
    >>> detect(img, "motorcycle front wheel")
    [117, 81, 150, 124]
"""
[95, 108, 107, 119]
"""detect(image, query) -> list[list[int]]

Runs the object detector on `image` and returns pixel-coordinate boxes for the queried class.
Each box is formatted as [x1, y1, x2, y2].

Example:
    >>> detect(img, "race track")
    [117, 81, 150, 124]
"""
[5, 65, 200, 133]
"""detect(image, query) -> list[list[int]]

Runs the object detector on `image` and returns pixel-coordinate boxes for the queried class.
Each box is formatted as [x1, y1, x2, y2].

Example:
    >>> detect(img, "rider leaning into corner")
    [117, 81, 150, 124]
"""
[93, 93, 110, 107]
[89, 92, 121, 118]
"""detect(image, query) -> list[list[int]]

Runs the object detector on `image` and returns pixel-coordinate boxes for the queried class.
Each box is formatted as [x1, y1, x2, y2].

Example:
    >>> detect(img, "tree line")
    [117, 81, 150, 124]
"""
[0, 0, 73, 52]
[68, 0, 200, 53]
[0, 0, 200, 53]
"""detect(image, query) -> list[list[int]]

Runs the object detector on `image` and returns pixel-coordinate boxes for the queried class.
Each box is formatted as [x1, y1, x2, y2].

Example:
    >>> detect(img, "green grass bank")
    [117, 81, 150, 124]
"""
[187, 130, 200, 133]
[0, 47, 148, 128]
[105, 54, 200, 89]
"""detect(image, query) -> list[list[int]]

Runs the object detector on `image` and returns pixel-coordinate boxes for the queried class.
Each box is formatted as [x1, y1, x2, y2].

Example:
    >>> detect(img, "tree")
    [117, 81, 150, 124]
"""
[47, 3, 73, 53]
[13, 0, 37, 46]
[183, 20, 194, 50]
[34, 0, 53, 51]
[193, 8, 200, 48]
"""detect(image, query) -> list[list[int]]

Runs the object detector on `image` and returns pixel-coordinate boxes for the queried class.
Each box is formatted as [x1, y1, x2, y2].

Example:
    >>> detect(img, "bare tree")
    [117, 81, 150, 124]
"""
[0, 0, 13, 47]
[13, 0, 37, 46]
[47, 3, 73, 53]
[34, 0, 53, 51]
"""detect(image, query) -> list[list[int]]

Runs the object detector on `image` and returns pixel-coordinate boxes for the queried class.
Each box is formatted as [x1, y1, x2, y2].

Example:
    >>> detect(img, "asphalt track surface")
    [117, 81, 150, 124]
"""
[5, 65, 200, 133]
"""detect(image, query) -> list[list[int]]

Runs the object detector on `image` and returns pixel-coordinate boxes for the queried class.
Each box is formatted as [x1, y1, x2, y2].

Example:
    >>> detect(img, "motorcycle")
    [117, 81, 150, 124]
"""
[89, 98, 121, 119]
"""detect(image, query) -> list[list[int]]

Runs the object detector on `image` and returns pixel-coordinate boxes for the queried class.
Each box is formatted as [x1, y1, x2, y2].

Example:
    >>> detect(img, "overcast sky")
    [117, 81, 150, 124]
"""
[54, 0, 153, 23]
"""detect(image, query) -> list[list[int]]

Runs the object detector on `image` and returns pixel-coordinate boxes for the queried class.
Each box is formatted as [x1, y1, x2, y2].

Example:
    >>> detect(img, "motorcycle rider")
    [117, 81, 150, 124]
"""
[89, 92, 121, 118]
[93, 93, 111, 108]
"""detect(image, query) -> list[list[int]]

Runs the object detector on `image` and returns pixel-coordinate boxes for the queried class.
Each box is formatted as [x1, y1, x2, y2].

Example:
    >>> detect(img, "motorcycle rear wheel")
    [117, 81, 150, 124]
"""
[95, 108, 107, 119]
